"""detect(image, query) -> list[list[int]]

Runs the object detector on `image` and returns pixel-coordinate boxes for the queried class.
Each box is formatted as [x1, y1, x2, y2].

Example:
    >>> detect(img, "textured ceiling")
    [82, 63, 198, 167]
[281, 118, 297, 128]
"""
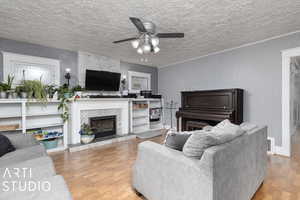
[0, 0, 300, 67]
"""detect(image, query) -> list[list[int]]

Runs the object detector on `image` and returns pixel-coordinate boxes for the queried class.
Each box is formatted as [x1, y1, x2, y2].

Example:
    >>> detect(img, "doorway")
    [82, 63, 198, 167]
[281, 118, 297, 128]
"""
[281, 47, 300, 157]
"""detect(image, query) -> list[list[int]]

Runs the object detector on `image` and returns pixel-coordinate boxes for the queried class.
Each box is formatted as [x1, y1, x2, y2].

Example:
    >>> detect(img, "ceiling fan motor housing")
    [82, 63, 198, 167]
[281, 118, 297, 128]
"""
[142, 21, 156, 34]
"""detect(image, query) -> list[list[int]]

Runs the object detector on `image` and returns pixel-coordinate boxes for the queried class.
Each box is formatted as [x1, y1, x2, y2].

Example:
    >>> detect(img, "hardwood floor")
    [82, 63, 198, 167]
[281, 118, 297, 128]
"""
[51, 131, 300, 200]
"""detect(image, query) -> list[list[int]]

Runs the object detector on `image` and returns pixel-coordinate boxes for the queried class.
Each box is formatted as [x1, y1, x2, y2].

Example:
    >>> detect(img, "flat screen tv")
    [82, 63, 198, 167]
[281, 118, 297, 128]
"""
[85, 70, 121, 91]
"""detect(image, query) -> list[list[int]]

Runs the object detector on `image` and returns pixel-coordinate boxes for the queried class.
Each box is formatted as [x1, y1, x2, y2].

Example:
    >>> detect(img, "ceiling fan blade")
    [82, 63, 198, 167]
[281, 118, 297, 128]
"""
[157, 33, 184, 38]
[113, 37, 137, 43]
[129, 17, 147, 33]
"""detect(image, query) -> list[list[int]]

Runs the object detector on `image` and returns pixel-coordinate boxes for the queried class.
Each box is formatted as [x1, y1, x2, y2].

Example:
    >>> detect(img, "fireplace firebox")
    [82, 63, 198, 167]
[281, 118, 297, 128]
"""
[89, 115, 116, 138]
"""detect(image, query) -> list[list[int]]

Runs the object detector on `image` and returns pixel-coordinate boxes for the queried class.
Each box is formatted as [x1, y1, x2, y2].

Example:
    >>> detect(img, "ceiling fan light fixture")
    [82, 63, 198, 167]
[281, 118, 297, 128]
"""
[137, 47, 143, 54]
[142, 44, 151, 54]
[131, 39, 140, 49]
[153, 46, 160, 53]
[151, 36, 159, 47]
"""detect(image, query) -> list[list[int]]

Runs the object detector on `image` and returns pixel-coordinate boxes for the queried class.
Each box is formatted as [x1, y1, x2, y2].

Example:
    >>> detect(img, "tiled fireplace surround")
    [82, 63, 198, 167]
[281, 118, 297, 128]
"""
[80, 109, 122, 136]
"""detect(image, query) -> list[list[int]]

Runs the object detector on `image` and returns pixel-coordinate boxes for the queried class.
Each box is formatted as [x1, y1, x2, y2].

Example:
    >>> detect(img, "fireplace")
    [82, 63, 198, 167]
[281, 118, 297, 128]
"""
[89, 115, 116, 138]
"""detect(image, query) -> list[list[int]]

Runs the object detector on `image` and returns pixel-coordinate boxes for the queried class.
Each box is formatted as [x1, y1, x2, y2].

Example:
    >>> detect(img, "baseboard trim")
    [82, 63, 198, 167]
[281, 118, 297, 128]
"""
[275, 146, 290, 157]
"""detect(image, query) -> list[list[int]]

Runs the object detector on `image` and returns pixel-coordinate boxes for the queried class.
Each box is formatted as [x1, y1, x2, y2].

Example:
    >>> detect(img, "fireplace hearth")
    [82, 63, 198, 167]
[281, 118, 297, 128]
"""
[89, 115, 116, 138]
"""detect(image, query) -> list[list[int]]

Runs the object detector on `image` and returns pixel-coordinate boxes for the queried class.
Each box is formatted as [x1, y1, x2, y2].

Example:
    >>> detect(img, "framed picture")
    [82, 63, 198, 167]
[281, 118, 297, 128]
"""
[128, 71, 151, 93]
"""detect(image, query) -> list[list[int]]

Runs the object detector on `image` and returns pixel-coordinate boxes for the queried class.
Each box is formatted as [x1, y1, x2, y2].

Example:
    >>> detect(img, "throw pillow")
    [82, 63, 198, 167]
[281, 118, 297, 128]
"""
[240, 122, 258, 132]
[0, 134, 16, 157]
[183, 131, 218, 159]
[165, 133, 192, 151]
[211, 119, 245, 144]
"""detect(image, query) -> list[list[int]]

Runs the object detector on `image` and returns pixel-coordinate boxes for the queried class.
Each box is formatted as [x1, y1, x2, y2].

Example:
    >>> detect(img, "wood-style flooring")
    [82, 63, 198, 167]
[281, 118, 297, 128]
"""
[51, 131, 300, 200]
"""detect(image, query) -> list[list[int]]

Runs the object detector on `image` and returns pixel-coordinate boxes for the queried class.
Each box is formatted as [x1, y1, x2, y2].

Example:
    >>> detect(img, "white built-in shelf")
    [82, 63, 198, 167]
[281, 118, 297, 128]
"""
[133, 122, 149, 127]
[130, 98, 164, 134]
[0, 115, 22, 119]
[25, 123, 64, 130]
[133, 115, 149, 119]
[36, 135, 63, 141]
[26, 112, 62, 117]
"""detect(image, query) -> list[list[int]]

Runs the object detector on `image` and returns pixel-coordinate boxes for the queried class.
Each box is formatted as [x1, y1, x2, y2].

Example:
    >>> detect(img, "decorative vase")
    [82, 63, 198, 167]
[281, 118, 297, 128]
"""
[0, 92, 6, 98]
[20, 92, 27, 99]
[64, 92, 72, 99]
[81, 135, 95, 144]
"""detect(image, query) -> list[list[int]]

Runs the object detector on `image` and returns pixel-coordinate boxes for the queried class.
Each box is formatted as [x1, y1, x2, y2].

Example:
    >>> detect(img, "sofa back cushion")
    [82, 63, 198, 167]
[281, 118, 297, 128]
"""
[211, 119, 245, 144]
[165, 133, 192, 151]
[183, 132, 218, 159]
[0, 134, 15, 157]
[182, 120, 246, 159]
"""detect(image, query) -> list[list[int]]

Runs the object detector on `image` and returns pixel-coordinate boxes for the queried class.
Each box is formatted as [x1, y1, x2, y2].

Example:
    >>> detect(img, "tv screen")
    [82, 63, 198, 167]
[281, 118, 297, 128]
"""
[85, 70, 121, 91]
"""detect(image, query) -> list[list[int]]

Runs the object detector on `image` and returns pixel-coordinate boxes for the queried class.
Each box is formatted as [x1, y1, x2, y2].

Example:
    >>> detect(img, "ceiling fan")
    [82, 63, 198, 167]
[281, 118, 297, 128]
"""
[113, 17, 184, 54]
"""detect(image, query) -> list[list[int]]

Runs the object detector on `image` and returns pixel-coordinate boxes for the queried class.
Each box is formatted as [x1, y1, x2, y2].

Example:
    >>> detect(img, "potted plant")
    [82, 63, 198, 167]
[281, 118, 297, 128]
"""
[22, 80, 47, 102]
[0, 83, 9, 98]
[15, 84, 29, 98]
[79, 123, 95, 144]
[6, 75, 16, 99]
[72, 85, 84, 98]
[45, 85, 57, 99]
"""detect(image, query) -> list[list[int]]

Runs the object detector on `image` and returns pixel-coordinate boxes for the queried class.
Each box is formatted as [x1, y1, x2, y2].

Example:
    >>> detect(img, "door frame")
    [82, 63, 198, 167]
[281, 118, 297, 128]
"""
[281, 47, 300, 157]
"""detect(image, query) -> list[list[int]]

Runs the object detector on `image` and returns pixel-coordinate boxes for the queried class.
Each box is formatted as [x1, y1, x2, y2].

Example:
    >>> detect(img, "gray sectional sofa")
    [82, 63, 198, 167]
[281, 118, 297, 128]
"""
[132, 126, 268, 200]
[0, 133, 72, 200]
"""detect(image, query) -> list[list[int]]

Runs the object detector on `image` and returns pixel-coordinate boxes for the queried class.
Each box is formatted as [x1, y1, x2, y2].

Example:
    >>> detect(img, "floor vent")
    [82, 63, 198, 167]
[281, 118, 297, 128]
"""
[267, 137, 275, 154]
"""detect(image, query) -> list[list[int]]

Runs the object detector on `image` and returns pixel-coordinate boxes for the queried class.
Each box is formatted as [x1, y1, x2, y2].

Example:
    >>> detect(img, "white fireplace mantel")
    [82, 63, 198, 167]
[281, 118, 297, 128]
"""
[69, 98, 130, 144]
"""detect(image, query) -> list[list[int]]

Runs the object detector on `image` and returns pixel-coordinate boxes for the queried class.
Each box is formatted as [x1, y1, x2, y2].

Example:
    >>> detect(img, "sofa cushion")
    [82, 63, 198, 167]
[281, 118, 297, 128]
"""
[0, 144, 47, 167]
[183, 131, 218, 159]
[165, 133, 192, 151]
[211, 119, 245, 144]
[240, 122, 258, 132]
[0, 134, 15, 157]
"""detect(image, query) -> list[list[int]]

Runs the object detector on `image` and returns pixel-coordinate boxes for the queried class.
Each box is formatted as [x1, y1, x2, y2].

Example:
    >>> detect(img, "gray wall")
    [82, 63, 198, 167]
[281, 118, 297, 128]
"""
[121, 61, 158, 93]
[0, 38, 158, 92]
[159, 32, 300, 146]
[0, 38, 78, 86]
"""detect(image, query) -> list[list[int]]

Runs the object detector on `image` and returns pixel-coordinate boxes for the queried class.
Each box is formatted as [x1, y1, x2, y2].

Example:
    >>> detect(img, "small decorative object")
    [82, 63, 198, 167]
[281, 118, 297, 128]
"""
[79, 123, 95, 144]
[64, 68, 71, 87]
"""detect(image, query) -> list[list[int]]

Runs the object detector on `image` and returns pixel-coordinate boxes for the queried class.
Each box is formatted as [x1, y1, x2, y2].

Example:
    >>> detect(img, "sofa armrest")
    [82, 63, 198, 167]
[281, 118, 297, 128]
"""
[2, 133, 39, 149]
[132, 141, 214, 200]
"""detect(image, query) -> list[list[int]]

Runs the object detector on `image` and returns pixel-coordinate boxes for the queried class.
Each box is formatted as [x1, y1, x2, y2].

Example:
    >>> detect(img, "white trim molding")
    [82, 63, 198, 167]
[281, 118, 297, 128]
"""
[128, 71, 151, 93]
[280, 47, 300, 157]
[2, 51, 60, 86]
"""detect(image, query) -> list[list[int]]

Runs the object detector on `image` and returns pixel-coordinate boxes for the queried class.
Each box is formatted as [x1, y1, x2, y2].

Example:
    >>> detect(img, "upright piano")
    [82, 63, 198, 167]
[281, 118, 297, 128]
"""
[176, 89, 243, 131]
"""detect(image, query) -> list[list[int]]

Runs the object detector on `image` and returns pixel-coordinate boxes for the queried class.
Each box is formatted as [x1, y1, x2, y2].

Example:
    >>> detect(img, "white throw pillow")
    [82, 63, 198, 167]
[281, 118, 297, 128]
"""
[240, 122, 258, 132]
[211, 119, 245, 144]
[183, 131, 218, 159]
